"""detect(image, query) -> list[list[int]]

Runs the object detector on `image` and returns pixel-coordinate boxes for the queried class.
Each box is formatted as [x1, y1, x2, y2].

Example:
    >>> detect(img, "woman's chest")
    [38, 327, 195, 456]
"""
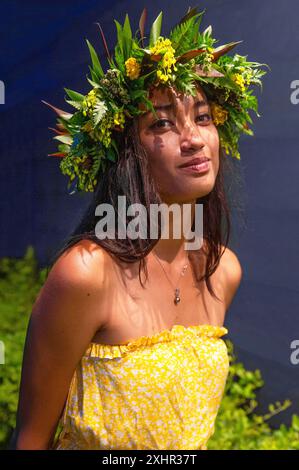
[91, 259, 226, 345]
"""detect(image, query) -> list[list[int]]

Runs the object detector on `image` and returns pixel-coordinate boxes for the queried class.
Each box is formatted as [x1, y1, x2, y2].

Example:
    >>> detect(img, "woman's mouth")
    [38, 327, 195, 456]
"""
[179, 160, 210, 174]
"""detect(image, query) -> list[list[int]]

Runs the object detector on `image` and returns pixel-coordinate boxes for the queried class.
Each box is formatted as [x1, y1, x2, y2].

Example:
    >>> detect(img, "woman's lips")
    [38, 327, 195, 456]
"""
[179, 160, 210, 174]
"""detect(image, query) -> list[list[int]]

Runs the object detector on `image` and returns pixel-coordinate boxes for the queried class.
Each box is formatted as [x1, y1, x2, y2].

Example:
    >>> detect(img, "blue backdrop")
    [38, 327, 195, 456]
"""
[1, 0, 299, 426]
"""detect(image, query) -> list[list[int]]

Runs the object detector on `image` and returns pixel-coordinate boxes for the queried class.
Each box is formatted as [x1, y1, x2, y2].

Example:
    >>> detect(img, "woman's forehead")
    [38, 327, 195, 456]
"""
[149, 84, 207, 107]
[137, 85, 209, 123]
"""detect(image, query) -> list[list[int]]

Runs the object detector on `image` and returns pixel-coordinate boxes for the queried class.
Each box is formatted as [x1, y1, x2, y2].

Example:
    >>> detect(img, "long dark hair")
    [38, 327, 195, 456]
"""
[46, 106, 236, 302]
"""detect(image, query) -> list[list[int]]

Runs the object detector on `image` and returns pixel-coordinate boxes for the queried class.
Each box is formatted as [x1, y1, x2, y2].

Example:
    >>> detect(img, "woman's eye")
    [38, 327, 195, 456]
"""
[196, 113, 212, 123]
[150, 119, 171, 129]
[150, 114, 212, 130]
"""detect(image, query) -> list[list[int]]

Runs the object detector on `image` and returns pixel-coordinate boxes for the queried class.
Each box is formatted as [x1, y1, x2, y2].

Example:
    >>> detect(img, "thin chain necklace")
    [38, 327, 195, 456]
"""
[152, 251, 189, 305]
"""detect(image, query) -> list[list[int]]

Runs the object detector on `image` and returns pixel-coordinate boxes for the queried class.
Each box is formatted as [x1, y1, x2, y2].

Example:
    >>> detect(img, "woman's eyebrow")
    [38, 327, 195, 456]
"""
[146, 99, 209, 116]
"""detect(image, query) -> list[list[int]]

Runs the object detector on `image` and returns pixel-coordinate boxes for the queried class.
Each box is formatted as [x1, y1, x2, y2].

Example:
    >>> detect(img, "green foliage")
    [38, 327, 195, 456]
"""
[208, 340, 299, 450]
[169, 10, 207, 54]
[0, 246, 47, 449]
[0, 247, 298, 449]
[149, 11, 163, 47]
[85, 39, 105, 81]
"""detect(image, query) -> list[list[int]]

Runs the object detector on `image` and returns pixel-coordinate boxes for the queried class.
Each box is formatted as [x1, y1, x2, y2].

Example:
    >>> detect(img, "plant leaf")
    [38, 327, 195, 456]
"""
[176, 48, 206, 63]
[64, 88, 85, 102]
[88, 66, 100, 84]
[114, 20, 124, 57]
[53, 135, 73, 145]
[178, 6, 204, 25]
[86, 77, 101, 88]
[139, 8, 147, 48]
[169, 12, 204, 54]
[86, 39, 104, 79]
[212, 41, 243, 61]
[202, 25, 212, 37]
[41, 100, 73, 119]
[48, 127, 70, 135]
[194, 64, 225, 77]
[122, 13, 133, 59]
[149, 11, 163, 47]
[47, 152, 67, 158]
[94, 22, 111, 62]
[65, 99, 82, 110]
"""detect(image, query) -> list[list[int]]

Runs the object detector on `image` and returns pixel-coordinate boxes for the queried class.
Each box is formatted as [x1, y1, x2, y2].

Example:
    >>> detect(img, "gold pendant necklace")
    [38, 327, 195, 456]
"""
[152, 251, 189, 305]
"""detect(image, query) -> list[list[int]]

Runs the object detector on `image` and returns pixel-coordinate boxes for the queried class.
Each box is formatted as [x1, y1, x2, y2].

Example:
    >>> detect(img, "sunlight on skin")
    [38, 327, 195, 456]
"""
[137, 84, 220, 205]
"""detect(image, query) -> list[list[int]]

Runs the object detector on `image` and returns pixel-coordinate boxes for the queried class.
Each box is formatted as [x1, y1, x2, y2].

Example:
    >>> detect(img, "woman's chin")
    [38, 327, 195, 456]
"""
[177, 182, 215, 201]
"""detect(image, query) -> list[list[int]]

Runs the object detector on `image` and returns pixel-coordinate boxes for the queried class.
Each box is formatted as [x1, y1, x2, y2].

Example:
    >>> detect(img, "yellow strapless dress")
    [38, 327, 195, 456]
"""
[51, 324, 230, 450]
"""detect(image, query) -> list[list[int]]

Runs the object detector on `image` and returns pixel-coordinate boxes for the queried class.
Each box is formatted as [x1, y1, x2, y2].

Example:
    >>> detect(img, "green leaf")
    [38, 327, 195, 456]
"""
[110, 139, 119, 157]
[86, 39, 104, 80]
[86, 77, 101, 88]
[114, 43, 125, 72]
[64, 88, 85, 102]
[169, 12, 204, 54]
[149, 11, 163, 47]
[122, 14, 133, 59]
[58, 143, 70, 153]
[88, 66, 100, 84]
[106, 147, 117, 162]
[65, 99, 82, 110]
[114, 20, 124, 56]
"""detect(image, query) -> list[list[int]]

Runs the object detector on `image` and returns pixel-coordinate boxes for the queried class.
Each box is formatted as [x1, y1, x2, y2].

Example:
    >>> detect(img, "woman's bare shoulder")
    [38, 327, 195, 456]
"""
[46, 239, 113, 291]
[33, 239, 112, 332]
[218, 245, 243, 310]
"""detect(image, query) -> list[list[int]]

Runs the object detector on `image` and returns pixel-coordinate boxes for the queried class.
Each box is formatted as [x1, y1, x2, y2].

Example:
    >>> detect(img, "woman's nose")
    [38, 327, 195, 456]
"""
[180, 122, 205, 152]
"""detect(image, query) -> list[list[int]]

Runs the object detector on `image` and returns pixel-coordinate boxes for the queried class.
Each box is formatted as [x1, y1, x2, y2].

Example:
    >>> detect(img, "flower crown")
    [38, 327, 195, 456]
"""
[43, 6, 268, 194]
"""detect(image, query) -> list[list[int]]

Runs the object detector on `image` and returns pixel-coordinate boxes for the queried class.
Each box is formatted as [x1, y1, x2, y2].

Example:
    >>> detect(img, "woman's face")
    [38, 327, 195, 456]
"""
[138, 84, 220, 204]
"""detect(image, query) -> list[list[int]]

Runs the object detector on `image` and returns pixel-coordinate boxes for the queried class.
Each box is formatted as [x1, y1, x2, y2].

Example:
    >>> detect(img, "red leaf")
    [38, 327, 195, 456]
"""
[176, 48, 206, 64]
[47, 152, 67, 158]
[48, 127, 69, 136]
[150, 53, 162, 62]
[139, 8, 147, 48]
[41, 100, 72, 118]
[212, 41, 243, 61]
[95, 22, 111, 62]
[56, 122, 67, 131]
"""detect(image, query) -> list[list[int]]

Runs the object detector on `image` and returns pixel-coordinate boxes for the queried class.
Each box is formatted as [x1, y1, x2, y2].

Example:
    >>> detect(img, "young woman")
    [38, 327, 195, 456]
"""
[10, 7, 266, 450]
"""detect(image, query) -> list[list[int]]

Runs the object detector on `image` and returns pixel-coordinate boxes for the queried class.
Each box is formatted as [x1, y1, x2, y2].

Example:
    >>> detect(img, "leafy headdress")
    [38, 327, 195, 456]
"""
[43, 6, 268, 194]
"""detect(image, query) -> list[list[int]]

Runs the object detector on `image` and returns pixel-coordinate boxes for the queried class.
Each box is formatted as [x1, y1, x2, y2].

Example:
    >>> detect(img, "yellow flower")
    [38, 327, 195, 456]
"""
[150, 37, 173, 55]
[82, 89, 97, 116]
[156, 69, 170, 83]
[113, 110, 125, 128]
[210, 102, 229, 126]
[162, 50, 174, 67]
[232, 73, 246, 93]
[235, 149, 241, 160]
[150, 37, 177, 84]
[82, 121, 93, 132]
[125, 57, 141, 80]
[221, 140, 230, 155]
[205, 52, 214, 64]
[88, 114, 114, 147]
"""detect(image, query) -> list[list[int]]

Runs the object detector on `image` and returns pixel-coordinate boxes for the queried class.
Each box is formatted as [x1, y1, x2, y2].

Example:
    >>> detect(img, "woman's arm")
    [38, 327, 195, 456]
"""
[10, 241, 108, 449]
[219, 246, 243, 311]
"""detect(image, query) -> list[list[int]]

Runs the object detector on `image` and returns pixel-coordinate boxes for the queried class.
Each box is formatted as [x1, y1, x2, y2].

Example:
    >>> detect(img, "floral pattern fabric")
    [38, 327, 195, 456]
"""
[51, 324, 230, 450]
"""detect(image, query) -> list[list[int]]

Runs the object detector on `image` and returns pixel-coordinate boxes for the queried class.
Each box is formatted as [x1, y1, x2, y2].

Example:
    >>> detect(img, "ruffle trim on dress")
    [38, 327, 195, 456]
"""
[84, 324, 228, 359]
